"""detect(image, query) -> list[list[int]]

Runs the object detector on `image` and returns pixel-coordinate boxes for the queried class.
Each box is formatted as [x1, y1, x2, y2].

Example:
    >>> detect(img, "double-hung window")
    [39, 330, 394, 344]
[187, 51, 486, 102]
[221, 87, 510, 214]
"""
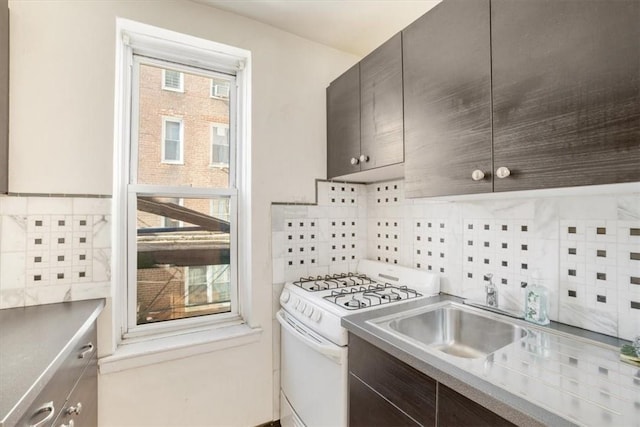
[114, 20, 250, 339]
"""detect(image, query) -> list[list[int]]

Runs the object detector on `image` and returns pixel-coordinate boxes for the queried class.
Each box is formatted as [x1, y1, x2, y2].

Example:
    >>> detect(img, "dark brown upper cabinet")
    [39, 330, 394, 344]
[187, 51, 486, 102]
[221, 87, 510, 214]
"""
[403, 0, 492, 198]
[360, 33, 404, 172]
[327, 34, 404, 180]
[327, 63, 360, 178]
[0, 0, 8, 194]
[491, 0, 640, 192]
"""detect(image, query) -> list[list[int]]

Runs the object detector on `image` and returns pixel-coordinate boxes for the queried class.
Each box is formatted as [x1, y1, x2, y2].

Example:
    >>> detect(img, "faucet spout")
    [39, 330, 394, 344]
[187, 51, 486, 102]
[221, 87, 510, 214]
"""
[484, 274, 498, 308]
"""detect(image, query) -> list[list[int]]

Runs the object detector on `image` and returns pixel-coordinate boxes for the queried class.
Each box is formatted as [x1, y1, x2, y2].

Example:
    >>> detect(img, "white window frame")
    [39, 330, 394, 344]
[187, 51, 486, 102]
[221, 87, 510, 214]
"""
[112, 18, 252, 349]
[210, 123, 230, 167]
[162, 69, 184, 92]
[161, 116, 184, 164]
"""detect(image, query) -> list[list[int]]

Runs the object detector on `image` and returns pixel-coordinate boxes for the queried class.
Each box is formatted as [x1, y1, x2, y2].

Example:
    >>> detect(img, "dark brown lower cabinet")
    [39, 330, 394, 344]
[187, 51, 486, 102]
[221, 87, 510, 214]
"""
[438, 384, 514, 427]
[349, 373, 420, 427]
[348, 333, 515, 427]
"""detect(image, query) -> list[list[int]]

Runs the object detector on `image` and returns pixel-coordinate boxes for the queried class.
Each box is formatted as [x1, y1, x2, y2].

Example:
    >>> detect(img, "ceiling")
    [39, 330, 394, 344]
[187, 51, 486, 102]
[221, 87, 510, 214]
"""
[194, 0, 442, 57]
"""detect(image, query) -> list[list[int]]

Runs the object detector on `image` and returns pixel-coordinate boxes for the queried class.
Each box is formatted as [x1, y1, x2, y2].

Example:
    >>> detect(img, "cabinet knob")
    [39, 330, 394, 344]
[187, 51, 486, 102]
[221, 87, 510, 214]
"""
[59, 421, 74, 427]
[471, 170, 485, 181]
[359, 154, 369, 163]
[78, 342, 94, 359]
[350, 157, 359, 165]
[66, 402, 82, 416]
[495, 167, 511, 179]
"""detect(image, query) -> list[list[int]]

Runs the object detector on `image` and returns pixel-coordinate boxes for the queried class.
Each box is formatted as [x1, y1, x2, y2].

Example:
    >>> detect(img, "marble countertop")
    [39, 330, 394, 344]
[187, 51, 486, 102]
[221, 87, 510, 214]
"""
[342, 294, 640, 427]
[0, 299, 105, 427]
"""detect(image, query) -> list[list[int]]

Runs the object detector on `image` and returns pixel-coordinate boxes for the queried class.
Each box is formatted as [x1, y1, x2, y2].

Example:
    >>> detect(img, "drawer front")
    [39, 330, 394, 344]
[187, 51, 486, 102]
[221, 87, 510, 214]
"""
[54, 357, 97, 427]
[17, 324, 97, 427]
[349, 373, 420, 427]
[349, 334, 437, 426]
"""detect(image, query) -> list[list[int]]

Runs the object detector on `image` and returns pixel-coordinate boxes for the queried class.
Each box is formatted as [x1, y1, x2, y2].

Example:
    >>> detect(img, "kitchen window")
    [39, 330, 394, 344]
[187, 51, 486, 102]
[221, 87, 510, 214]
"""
[113, 19, 252, 344]
[162, 69, 183, 92]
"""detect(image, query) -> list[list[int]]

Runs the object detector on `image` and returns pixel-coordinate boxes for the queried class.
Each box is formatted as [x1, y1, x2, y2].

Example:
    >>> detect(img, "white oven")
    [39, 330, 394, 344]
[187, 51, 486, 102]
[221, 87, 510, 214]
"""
[278, 310, 347, 427]
[278, 259, 440, 427]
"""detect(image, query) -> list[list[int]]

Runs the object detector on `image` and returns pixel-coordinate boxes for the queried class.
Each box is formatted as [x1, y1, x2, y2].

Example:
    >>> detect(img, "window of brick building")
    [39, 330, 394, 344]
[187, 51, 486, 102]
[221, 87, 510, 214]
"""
[211, 78, 230, 98]
[211, 124, 229, 166]
[112, 18, 250, 340]
[162, 118, 183, 163]
[162, 69, 183, 92]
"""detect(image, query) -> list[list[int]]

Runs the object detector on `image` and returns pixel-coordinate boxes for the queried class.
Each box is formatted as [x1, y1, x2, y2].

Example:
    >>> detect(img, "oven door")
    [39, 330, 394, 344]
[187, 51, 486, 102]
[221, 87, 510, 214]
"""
[277, 309, 348, 427]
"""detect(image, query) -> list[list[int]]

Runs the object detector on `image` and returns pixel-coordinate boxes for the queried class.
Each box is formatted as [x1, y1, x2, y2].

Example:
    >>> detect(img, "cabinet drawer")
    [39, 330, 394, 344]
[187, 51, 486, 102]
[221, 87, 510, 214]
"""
[349, 373, 419, 427]
[438, 384, 515, 427]
[54, 357, 97, 427]
[17, 324, 97, 427]
[349, 334, 436, 426]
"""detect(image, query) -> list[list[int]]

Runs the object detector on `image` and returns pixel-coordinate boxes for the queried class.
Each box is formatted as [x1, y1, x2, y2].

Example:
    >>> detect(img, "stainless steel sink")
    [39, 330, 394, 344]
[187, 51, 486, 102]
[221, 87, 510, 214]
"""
[370, 302, 527, 359]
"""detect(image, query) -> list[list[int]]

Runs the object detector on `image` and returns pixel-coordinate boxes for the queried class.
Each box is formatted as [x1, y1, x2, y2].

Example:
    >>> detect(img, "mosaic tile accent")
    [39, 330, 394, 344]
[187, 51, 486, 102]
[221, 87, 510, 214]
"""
[371, 219, 401, 265]
[283, 218, 319, 268]
[0, 197, 111, 309]
[414, 219, 450, 274]
[371, 181, 403, 206]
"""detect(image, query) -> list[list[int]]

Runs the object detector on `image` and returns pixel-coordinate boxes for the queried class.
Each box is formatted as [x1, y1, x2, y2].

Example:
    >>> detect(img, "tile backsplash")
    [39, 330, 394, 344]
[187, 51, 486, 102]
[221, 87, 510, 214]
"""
[0, 196, 111, 309]
[272, 180, 640, 340]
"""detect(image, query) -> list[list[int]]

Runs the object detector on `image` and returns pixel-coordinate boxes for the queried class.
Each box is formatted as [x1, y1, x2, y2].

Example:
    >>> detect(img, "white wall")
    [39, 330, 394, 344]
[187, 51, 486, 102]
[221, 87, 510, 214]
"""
[8, 0, 358, 425]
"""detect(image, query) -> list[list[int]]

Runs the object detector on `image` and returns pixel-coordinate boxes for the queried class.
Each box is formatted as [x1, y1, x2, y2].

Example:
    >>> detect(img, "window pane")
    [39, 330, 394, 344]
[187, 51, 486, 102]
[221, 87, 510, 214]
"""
[136, 196, 232, 325]
[137, 63, 231, 188]
[164, 138, 180, 162]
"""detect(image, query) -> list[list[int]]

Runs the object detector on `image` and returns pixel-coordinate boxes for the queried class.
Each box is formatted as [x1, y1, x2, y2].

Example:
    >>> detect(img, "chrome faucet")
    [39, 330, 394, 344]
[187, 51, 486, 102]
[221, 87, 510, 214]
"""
[484, 274, 498, 308]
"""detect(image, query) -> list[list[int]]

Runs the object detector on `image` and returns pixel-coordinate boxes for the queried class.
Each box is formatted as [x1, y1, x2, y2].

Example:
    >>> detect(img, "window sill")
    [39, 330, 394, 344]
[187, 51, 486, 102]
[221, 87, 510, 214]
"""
[98, 322, 262, 374]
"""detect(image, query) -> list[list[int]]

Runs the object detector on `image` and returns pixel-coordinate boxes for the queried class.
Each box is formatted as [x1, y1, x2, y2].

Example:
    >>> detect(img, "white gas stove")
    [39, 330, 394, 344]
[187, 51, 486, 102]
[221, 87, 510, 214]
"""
[278, 260, 440, 427]
[279, 259, 441, 346]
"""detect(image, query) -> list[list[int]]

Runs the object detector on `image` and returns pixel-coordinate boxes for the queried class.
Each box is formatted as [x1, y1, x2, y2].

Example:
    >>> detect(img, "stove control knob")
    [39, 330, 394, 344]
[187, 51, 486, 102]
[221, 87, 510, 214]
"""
[280, 290, 290, 304]
[311, 310, 322, 322]
[298, 302, 306, 312]
[292, 298, 299, 309]
[304, 306, 313, 317]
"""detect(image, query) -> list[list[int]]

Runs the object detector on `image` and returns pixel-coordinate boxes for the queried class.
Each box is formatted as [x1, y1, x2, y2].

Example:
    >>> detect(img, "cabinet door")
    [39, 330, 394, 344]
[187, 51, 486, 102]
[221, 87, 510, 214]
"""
[438, 384, 515, 427]
[360, 33, 403, 171]
[327, 63, 361, 178]
[349, 373, 419, 427]
[492, 0, 640, 192]
[349, 334, 436, 426]
[403, 0, 492, 198]
[55, 358, 98, 427]
[0, 0, 8, 193]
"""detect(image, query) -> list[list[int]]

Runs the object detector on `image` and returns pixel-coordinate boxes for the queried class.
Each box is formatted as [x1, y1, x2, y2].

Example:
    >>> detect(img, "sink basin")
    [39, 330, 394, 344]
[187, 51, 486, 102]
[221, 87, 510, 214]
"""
[370, 302, 527, 359]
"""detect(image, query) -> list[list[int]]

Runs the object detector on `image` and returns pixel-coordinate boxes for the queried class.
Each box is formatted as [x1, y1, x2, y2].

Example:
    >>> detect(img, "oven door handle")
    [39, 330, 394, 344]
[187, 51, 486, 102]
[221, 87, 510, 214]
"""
[276, 310, 344, 363]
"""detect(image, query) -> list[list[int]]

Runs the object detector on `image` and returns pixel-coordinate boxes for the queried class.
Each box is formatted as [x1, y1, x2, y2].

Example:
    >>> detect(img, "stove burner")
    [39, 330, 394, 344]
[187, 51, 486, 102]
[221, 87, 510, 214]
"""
[344, 297, 366, 309]
[381, 292, 400, 301]
[293, 273, 374, 292]
[323, 283, 422, 310]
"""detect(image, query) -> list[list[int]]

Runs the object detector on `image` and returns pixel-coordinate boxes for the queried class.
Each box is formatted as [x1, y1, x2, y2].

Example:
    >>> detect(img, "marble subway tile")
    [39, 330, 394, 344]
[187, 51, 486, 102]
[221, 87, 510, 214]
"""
[0, 252, 26, 289]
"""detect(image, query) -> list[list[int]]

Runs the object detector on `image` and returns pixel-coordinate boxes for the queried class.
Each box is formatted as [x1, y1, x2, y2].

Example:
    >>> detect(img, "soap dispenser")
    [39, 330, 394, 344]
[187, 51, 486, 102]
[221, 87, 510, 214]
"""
[524, 271, 550, 325]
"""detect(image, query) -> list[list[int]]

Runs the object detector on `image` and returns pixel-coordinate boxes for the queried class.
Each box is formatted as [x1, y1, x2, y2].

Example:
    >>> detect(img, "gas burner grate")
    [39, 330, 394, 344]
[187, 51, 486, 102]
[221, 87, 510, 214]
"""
[292, 273, 374, 292]
[323, 283, 422, 310]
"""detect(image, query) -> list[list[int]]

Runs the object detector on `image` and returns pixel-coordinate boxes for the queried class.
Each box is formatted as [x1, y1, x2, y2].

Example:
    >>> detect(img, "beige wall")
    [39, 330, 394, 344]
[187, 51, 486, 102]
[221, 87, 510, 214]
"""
[8, 0, 358, 425]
